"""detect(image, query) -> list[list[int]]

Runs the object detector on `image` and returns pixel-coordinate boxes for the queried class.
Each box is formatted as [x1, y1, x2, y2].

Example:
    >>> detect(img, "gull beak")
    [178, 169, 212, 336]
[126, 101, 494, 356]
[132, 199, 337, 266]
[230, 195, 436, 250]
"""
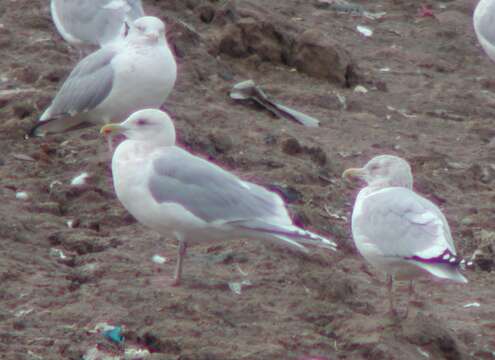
[342, 167, 366, 181]
[100, 124, 125, 136]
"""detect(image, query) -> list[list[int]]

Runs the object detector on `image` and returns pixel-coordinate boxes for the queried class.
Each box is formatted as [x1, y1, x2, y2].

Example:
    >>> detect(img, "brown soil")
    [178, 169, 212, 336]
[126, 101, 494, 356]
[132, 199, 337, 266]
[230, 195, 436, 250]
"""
[0, 0, 494, 359]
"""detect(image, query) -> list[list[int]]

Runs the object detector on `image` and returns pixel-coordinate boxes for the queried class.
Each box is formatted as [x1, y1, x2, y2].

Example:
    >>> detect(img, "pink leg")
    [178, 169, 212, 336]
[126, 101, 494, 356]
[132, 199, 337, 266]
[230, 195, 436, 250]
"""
[404, 280, 415, 319]
[387, 274, 398, 317]
[171, 241, 187, 287]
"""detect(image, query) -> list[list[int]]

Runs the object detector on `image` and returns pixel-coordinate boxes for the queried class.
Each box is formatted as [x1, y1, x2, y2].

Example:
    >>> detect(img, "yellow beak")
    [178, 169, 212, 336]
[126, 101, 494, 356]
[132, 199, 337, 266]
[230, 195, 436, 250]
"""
[342, 167, 366, 180]
[100, 124, 124, 136]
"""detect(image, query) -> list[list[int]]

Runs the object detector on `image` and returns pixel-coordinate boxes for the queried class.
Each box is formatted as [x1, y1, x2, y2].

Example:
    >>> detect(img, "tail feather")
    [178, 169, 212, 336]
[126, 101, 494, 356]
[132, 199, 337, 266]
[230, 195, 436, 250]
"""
[413, 262, 468, 283]
[406, 249, 471, 283]
[28, 116, 88, 137]
[230, 219, 337, 251]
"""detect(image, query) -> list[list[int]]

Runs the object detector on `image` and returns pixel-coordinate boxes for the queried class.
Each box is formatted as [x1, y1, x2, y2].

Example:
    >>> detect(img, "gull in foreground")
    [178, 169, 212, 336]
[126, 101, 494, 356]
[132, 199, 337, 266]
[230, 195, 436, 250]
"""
[30, 16, 176, 137]
[51, 0, 145, 47]
[343, 155, 469, 316]
[101, 109, 337, 286]
[474, 0, 495, 62]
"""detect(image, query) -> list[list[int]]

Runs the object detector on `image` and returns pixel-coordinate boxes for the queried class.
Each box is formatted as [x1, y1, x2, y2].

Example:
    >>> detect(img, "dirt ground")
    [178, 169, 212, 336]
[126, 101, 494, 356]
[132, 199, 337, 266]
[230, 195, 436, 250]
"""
[1, 0, 495, 359]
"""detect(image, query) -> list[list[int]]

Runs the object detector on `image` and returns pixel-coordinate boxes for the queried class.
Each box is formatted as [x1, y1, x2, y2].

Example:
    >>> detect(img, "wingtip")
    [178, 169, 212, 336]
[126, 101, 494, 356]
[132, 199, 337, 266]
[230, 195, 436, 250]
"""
[27, 122, 45, 138]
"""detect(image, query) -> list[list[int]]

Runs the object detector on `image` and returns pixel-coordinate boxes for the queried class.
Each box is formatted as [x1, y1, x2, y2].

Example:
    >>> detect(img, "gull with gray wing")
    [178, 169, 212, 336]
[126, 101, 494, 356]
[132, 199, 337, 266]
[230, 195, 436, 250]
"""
[30, 16, 176, 137]
[51, 0, 145, 47]
[343, 155, 470, 317]
[101, 109, 337, 286]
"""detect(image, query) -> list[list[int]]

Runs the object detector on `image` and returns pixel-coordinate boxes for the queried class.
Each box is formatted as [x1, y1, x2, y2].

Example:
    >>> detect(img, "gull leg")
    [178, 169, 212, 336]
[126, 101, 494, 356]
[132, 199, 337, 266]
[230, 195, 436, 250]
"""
[171, 241, 187, 287]
[107, 134, 114, 153]
[387, 274, 397, 317]
[404, 280, 414, 319]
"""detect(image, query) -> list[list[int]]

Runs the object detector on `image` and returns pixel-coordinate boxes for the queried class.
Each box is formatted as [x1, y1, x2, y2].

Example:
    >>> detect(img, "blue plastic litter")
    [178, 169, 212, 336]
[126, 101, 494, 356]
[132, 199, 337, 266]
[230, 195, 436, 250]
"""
[103, 326, 124, 345]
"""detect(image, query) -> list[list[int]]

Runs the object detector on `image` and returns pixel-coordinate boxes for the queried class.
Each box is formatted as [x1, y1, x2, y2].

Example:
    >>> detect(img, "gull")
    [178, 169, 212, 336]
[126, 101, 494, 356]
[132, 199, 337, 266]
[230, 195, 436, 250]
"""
[474, 0, 495, 62]
[51, 0, 145, 47]
[100, 109, 337, 286]
[343, 155, 469, 316]
[30, 16, 176, 137]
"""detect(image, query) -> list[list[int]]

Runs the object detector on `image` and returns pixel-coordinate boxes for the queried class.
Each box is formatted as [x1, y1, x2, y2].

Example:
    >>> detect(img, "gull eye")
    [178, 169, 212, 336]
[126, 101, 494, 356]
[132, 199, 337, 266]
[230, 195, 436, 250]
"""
[136, 118, 148, 126]
[136, 25, 145, 32]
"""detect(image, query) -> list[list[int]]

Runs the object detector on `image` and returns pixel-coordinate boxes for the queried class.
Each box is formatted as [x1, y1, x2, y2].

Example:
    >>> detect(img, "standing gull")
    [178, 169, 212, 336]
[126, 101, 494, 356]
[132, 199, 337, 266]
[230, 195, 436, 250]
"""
[30, 16, 176, 137]
[101, 109, 337, 286]
[474, 0, 495, 62]
[343, 155, 469, 316]
[51, 0, 145, 47]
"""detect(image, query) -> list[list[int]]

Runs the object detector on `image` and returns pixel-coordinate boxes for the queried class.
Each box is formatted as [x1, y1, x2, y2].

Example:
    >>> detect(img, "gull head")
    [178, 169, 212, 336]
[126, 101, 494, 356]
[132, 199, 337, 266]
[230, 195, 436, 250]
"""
[342, 155, 413, 189]
[100, 109, 176, 146]
[128, 16, 166, 44]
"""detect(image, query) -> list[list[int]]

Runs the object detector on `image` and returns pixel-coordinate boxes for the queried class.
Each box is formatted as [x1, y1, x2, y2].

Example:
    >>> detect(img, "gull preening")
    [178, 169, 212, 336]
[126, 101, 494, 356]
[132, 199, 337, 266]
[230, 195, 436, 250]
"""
[30, 16, 176, 137]
[343, 155, 469, 316]
[101, 109, 337, 286]
[51, 0, 145, 47]
[474, 0, 495, 62]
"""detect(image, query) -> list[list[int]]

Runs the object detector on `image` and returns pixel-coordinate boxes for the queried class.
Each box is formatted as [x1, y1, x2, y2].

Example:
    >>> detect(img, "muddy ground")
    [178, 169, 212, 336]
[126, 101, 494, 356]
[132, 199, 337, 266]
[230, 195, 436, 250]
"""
[0, 0, 495, 359]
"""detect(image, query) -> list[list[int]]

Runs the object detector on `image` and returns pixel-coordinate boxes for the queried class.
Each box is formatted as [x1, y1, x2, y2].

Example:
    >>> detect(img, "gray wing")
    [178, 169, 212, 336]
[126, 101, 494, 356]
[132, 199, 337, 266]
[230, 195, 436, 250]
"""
[42, 47, 116, 121]
[356, 187, 455, 259]
[53, 0, 138, 45]
[125, 0, 145, 21]
[148, 147, 289, 223]
[475, 0, 495, 46]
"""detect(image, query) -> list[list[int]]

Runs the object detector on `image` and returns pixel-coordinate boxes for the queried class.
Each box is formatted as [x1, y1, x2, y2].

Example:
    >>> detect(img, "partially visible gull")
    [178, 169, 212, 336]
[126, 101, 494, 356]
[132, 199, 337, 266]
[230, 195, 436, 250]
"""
[474, 0, 495, 62]
[51, 0, 145, 47]
[343, 155, 469, 316]
[30, 16, 176, 137]
[101, 109, 337, 286]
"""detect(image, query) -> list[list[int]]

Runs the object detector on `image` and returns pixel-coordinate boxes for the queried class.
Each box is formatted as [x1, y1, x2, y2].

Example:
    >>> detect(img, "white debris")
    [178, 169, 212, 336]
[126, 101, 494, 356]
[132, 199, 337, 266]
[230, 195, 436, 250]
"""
[124, 348, 151, 360]
[463, 302, 481, 308]
[67, 220, 75, 228]
[50, 248, 67, 260]
[88, 322, 115, 333]
[363, 11, 387, 20]
[356, 25, 373, 37]
[379, 67, 391, 72]
[151, 254, 167, 264]
[49, 180, 63, 190]
[71, 172, 90, 186]
[353, 85, 368, 94]
[14, 308, 33, 317]
[417, 347, 430, 358]
[228, 280, 252, 295]
[335, 93, 347, 109]
[15, 191, 29, 200]
[236, 264, 249, 276]
[83, 346, 120, 360]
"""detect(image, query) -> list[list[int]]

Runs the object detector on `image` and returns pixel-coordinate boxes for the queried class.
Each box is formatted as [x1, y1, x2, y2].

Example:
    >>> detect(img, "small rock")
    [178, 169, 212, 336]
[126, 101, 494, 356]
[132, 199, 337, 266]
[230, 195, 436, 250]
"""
[305, 146, 327, 166]
[12, 67, 39, 84]
[290, 29, 360, 87]
[267, 183, 303, 203]
[208, 132, 233, 153]
[31, 201, 61, 216]
[460, 217, 475, 226]
[13, 102, 35, 119]
[282, 137, 302, 155]
[139, 332, 181, 353]
[472, 229, 495, 271]
[218, 17, 291, 63]
[196, 3, 215, 23]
